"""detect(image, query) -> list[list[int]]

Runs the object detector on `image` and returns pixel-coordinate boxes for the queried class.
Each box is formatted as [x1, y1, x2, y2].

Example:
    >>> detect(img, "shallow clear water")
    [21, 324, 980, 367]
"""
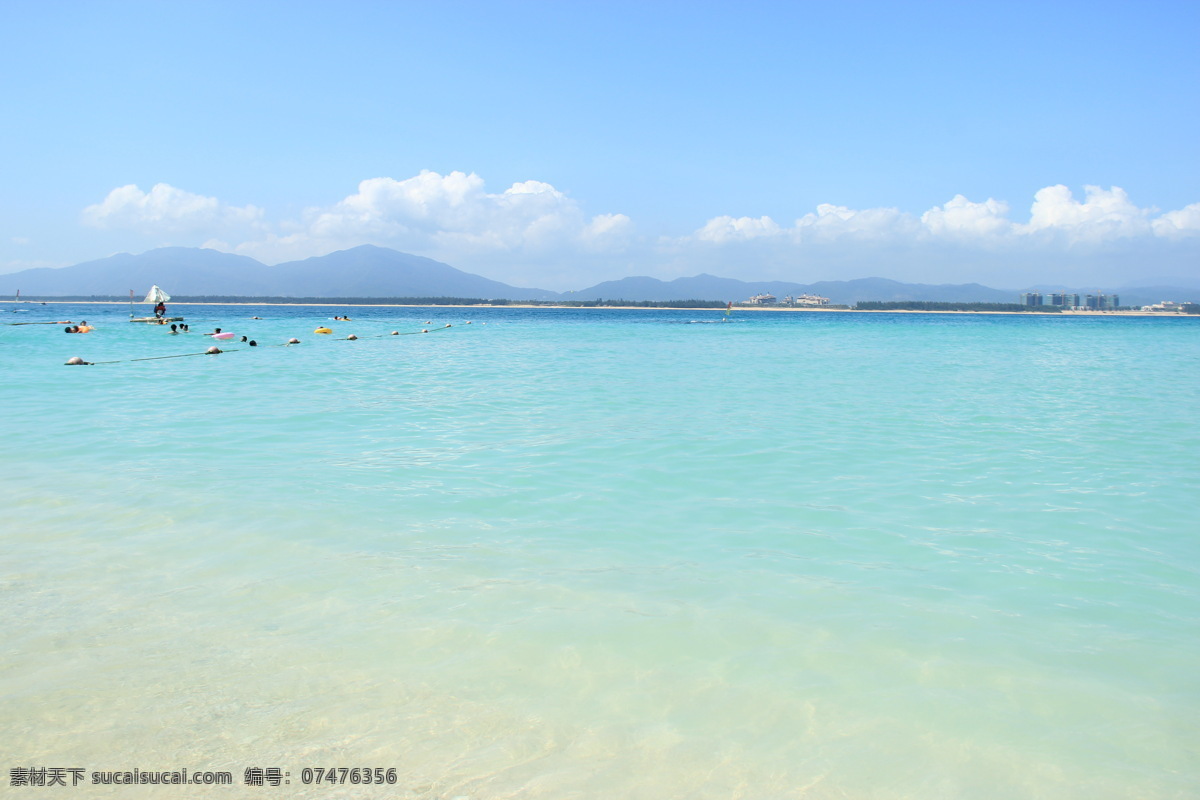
[3, 303, 1198, 798]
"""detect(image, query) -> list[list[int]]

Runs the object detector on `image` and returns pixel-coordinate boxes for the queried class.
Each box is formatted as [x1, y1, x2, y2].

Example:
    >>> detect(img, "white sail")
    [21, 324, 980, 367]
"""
[143, 285, 171, 303]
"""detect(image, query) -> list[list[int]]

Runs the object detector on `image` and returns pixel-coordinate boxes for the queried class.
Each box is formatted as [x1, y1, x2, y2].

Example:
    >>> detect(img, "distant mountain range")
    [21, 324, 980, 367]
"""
[2, 245, 558, 301]
[2, 245, 1196, 308]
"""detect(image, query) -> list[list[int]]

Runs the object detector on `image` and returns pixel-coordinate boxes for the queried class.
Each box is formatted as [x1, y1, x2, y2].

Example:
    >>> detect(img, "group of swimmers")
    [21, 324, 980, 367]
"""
[203, 328, 259, 346]
[61, 314, 471, 366]
[61, 312, 448, 344]
[66, 321, 191, 333]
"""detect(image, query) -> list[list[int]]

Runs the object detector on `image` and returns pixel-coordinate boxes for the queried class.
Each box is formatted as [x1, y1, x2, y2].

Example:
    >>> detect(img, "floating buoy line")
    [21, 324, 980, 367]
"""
[68, 345, 244, 365]
[62, 321, 470, 365]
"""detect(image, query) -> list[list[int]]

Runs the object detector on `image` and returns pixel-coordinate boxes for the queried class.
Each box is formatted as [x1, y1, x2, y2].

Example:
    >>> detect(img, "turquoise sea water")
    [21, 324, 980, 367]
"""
[2, 303, 1198, 798]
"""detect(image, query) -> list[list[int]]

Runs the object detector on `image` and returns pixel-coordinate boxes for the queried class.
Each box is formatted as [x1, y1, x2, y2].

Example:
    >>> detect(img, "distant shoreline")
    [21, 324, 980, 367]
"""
[1, 299, 1189, 317]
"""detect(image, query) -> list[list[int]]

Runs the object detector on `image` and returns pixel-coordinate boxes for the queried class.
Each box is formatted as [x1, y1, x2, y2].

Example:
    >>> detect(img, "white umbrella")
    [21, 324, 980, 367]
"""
[143, 286, 171, 304]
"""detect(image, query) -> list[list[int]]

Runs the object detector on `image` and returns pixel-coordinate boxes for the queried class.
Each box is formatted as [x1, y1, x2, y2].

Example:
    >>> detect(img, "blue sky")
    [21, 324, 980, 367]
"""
[2, 0, 1197, 290]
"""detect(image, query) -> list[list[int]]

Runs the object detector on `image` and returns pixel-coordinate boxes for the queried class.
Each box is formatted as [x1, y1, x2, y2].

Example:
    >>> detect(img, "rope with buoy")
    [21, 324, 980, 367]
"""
[61, 318, 472, 365]
[358, 323, 457, 339]
[67, 346, 235, 365]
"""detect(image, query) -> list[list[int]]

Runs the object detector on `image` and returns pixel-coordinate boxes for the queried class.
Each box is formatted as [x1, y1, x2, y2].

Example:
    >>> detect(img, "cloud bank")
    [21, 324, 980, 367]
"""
[301, 172, 633, 256]
[83, 183, 265, 236]
[695, 186, 1200, 246]
[79, 176, 1200, 290]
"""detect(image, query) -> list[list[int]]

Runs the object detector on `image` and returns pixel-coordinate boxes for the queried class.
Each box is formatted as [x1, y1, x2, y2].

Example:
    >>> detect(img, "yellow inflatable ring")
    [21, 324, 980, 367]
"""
[314, 327, 333, 334]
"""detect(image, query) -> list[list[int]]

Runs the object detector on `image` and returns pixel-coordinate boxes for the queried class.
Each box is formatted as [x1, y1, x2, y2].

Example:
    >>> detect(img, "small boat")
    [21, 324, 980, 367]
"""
[129, 286, 183, 323]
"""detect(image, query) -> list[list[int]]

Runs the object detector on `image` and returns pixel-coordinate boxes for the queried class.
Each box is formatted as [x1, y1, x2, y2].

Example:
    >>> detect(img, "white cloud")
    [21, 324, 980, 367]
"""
[686, 185, 1199, 252]
[307, 172, 485, 239]
[220, 171, 638, 286]
[1021, 184, 1154, 240]
[921, 195, 1013, 238]
[696, 215, 783, 243]
[291, 171, 631, 258]
[793, 204, 917, 240]
[677, 186, 1200, 286]
[1152, 202, 1200, 238]
[582, 213, 634, 248]
[82, 183, 263, 234]
[693, 204, 920, 246]
[76, 176, 1200, 289]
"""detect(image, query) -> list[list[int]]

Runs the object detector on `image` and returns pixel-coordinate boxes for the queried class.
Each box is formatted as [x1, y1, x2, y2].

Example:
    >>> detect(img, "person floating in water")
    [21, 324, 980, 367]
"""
[154, 301, 166, 319]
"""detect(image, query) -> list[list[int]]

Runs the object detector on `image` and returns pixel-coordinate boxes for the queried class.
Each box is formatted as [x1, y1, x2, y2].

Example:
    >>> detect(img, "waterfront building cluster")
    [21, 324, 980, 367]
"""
[1016, 293, 1199, 313]
[1141, 300, 1200, 313]
[746, 293, 830, 306]
[1020, 292, 1119, 309]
